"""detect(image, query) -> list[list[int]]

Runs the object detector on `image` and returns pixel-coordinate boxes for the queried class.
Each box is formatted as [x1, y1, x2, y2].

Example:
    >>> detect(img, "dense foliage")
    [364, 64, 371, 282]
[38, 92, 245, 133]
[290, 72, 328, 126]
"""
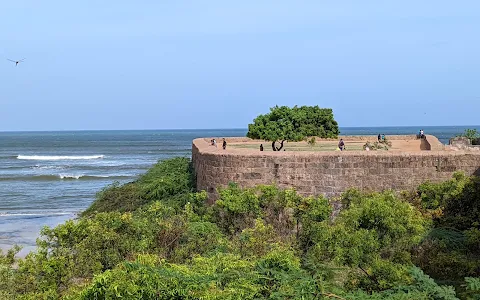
[82, 157, 195, 215]
[1, 159, 479, 299]
[402, 172, 480, 291]
[247, 105, 339, 151]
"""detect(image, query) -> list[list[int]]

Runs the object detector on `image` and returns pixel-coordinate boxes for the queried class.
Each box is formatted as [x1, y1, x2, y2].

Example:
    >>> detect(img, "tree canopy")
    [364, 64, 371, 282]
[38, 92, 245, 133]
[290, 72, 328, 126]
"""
[246, 105, 339, 151]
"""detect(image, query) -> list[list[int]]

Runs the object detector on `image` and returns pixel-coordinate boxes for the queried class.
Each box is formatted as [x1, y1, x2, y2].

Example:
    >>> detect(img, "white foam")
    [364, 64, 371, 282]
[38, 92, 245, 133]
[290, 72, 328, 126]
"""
[0, 212, 73, 217]
[58, 174, 83, 179]
[59, 174, 113, 179]
[32, 165, 65, 170]
[17, 155, 104, 161]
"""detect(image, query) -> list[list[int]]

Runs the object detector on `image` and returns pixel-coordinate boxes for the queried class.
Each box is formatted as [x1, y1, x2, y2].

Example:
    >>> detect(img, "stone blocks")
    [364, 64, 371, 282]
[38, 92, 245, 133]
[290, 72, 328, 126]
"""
[192, 138, 480, 201]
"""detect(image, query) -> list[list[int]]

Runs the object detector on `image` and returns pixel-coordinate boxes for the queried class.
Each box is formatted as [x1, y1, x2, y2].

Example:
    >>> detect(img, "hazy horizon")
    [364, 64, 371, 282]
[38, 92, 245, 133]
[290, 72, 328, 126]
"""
[1, 124, 480, 133]
[2, 1, 479, 131]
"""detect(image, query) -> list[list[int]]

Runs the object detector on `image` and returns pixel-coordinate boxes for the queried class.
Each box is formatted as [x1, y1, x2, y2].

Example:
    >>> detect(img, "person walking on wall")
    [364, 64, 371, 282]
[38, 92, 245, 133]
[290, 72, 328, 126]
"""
[260, 144, 264, 151]
[222, 138, 227, 150]
[213, 139, 217, 147]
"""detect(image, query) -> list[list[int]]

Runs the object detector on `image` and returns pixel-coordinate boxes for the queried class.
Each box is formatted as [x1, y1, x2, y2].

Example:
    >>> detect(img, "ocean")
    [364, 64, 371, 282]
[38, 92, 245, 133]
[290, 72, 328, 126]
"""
[0, 126, 478, 255]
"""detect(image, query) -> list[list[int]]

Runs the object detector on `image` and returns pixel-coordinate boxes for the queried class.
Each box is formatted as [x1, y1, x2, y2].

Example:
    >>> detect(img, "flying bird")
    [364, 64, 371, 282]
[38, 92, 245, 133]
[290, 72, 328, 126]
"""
[7, 58, 25, 66]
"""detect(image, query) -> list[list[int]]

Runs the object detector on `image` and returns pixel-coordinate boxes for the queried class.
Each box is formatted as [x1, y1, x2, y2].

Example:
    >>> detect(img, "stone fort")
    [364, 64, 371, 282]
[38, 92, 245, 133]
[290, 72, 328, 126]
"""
[192, 135, 480, 201]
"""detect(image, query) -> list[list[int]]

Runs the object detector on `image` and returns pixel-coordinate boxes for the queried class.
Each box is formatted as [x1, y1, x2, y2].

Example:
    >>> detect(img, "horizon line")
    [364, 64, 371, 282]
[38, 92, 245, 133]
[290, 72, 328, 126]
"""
[1, 125, 480, 133]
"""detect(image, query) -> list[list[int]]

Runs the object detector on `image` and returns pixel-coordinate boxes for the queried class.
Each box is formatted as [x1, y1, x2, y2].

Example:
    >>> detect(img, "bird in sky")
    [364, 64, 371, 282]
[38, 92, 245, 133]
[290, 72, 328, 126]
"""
[7, 58, 25, 66]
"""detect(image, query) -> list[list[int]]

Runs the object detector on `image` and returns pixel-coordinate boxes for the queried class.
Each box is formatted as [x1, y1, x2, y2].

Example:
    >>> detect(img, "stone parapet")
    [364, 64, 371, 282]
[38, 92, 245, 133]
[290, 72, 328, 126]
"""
[192, 137, 480, 201]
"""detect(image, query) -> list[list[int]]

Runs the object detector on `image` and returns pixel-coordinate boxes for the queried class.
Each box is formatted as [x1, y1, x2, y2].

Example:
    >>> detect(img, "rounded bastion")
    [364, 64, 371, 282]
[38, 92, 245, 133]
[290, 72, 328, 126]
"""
[192, 135, 480, 201]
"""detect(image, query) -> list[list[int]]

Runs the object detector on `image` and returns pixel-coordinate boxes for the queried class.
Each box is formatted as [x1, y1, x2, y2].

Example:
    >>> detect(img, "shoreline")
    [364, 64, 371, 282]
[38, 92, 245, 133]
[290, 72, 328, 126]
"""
[0, 212, 80, 258]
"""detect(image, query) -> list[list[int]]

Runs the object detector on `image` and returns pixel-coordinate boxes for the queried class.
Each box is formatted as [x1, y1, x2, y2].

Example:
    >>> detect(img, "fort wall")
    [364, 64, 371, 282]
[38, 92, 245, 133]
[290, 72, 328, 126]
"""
[192, 136, 480, 201]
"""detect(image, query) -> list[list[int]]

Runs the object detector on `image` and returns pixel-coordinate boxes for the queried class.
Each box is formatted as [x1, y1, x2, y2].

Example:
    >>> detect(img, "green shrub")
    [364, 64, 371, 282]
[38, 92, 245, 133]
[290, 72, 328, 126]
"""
[2, 159, 479, 299]
[310, 191, 428, 291]
[405, 172, 480, 285]
[170, 220, 226, 262]
[464, 277, 480, 299]
[237, 219, 276, 258]
[83, 157, 195, 215]
[78, 253, 260, 300]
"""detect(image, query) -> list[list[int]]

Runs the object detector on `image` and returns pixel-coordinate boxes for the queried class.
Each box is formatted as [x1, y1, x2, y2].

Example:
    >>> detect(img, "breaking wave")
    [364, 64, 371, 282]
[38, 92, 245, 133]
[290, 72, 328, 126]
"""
[0, 212, 73, 217]
[17, 155, 105, 161]
[0, 174, 132, 182]
[31, 165, 66, 170]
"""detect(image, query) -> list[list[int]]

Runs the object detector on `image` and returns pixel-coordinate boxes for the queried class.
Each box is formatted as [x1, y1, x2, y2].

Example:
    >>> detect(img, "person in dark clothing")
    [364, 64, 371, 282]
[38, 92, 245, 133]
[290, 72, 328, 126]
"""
[338, 139, 345, 151]
[222, 138, 227, 150]
[260, 144, 264, 151]
[378, 134, 381, 142]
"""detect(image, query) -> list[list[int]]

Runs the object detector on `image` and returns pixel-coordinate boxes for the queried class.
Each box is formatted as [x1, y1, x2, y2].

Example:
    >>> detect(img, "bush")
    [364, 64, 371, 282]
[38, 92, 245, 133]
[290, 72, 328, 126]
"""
[211, 184, 329, 240]
[83, 157, 195, 215]
[77, 253, 261, 300]
[310, 191, 427, 291]
[3, 159, 478, 299]
[404, 172, 480, 284]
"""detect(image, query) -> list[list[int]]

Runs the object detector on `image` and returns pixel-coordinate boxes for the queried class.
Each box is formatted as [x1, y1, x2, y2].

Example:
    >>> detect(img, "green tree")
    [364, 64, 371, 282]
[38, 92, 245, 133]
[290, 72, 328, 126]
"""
[247, 105, 339, 151]
[457, 129, 480, 145]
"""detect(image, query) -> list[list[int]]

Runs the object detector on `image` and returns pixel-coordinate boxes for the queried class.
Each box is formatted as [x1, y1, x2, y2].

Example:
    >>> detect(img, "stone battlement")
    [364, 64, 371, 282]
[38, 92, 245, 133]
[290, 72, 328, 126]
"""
[192, 136, 480, 201]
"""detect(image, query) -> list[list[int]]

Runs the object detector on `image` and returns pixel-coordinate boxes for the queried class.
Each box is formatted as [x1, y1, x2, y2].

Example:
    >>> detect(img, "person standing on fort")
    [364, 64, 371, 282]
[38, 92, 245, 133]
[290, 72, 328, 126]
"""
[260, 144, 264, 151]
[338, 139, 345, 151]
[222, 138, 227, 150]
[378, 134, 381, 142]
[213, 139, 217, 147]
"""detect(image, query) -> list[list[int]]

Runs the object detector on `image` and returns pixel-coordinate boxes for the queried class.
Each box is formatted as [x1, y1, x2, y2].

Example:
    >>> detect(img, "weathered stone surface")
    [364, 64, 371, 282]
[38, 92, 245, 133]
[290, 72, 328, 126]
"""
[192, 137, 480, 201]
[450, 137, 471, 148]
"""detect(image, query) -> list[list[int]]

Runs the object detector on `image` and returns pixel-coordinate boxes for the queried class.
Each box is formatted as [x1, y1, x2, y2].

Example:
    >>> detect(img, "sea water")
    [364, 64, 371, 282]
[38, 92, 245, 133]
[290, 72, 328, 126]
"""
[0, 126, 478, 255]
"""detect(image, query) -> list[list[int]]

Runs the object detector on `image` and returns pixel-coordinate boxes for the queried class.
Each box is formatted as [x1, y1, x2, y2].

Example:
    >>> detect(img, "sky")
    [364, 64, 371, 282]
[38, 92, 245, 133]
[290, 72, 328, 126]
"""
[1, 1, 479, 131]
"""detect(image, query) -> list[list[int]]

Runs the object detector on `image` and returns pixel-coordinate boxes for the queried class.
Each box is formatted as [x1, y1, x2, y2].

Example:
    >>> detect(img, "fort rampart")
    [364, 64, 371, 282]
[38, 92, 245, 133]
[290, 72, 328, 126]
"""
[192, 136, 480, 200]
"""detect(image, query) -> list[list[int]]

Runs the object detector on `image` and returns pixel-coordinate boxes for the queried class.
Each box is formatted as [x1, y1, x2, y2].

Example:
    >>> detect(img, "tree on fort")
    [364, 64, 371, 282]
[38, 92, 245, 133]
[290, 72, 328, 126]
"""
[247, 105, 339, 151]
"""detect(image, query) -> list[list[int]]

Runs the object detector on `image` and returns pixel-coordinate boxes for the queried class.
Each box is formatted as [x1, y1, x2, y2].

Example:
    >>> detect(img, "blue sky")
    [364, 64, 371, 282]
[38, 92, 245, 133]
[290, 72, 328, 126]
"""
[1, 1, 479, 131]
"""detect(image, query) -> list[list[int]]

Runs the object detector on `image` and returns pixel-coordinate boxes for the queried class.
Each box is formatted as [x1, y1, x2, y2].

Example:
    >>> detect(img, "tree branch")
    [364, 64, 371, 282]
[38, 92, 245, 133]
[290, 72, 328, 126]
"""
[359, 265, 380, 286]
[276, 140, 286, 151]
